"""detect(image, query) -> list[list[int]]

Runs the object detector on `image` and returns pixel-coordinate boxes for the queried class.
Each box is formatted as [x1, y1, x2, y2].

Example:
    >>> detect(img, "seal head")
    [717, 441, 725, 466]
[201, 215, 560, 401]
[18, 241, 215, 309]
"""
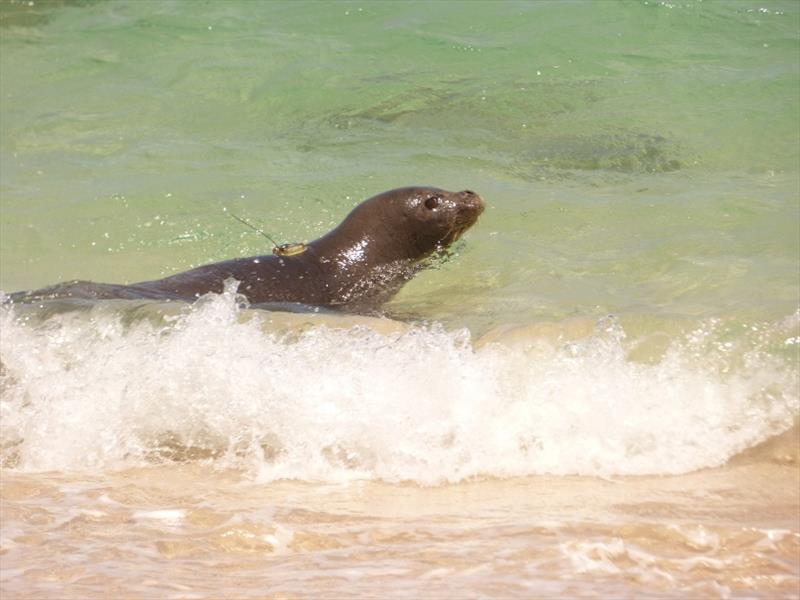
[307, 187, 484, 308]
[314, 187, 483, 262]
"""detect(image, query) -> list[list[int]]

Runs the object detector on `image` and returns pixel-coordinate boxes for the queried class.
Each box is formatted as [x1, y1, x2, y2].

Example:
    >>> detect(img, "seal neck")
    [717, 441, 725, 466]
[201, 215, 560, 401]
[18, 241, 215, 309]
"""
[308, 227, 419, 309]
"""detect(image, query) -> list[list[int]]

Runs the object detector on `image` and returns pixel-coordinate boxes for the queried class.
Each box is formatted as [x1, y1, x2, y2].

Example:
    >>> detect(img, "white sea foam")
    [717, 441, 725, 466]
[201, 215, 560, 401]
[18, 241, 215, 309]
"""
[0, 287, 797, 484]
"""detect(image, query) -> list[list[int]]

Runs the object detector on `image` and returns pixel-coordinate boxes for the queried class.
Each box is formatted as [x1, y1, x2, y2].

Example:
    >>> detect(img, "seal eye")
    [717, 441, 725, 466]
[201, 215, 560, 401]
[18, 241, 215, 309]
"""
[424, 196, 441, 210]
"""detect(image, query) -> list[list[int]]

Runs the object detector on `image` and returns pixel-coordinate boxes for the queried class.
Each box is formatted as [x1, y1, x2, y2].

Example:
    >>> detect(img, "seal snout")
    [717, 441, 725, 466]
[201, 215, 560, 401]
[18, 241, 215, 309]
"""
[458, 189, 485, 216]
[440, 189, 484, 245]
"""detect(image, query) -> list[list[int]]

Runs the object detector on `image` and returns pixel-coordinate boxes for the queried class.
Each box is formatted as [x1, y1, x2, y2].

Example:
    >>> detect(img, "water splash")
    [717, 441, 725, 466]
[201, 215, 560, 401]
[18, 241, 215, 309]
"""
[1, 289, 797, 483]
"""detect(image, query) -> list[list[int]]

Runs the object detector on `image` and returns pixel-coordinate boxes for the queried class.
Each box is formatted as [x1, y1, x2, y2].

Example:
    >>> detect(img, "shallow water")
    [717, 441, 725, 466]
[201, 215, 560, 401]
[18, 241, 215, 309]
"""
[2, 451, 799, 600]
[1, 0, 799, 597]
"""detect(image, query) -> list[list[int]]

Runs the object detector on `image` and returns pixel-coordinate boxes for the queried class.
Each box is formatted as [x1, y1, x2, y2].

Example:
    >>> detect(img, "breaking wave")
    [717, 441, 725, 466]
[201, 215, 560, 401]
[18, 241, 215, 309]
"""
[1, 286, 797, 484]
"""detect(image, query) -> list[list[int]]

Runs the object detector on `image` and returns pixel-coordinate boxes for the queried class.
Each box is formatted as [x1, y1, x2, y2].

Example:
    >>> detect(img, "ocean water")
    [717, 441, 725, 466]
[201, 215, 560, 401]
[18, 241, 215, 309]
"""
[1, 0, 798, 598]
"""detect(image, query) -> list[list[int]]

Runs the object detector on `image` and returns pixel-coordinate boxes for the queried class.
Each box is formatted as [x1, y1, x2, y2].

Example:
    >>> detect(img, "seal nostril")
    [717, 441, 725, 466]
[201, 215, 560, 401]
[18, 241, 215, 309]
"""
[463, 190, 476, 196]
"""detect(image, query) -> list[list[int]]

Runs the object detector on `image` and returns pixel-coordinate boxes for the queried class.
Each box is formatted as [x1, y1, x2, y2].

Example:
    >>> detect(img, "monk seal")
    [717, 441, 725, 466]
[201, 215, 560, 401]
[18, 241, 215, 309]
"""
[9, 187, 484, 311]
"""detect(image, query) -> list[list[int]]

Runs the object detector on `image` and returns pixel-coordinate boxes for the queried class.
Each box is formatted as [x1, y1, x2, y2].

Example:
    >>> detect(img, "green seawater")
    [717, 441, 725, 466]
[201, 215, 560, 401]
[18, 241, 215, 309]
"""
[1, 0, 798, 332]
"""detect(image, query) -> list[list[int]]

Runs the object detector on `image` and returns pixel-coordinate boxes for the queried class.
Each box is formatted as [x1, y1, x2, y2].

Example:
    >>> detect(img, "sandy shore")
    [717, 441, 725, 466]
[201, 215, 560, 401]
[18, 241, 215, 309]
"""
[2, 426, 797, 599]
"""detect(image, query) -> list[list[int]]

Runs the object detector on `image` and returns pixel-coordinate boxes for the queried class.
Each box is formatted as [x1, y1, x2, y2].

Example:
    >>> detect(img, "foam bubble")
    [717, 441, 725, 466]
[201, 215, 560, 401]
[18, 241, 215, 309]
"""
[0, 289, 797, 484]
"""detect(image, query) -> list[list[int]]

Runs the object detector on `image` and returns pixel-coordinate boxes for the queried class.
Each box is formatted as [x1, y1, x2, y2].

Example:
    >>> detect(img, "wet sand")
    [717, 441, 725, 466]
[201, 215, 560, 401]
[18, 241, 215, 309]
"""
[2, 427, 797, 599]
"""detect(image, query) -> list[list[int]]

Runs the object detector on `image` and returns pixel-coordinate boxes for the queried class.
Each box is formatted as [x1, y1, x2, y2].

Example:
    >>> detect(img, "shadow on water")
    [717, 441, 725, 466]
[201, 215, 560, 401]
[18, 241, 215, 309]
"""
[321, 79, 682, 177]
[0, 0, 96, 28]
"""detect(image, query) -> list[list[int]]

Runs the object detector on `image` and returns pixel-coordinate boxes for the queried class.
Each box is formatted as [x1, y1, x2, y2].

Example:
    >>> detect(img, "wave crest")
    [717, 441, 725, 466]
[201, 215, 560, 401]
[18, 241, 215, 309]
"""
[1, 290, 797, 483]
